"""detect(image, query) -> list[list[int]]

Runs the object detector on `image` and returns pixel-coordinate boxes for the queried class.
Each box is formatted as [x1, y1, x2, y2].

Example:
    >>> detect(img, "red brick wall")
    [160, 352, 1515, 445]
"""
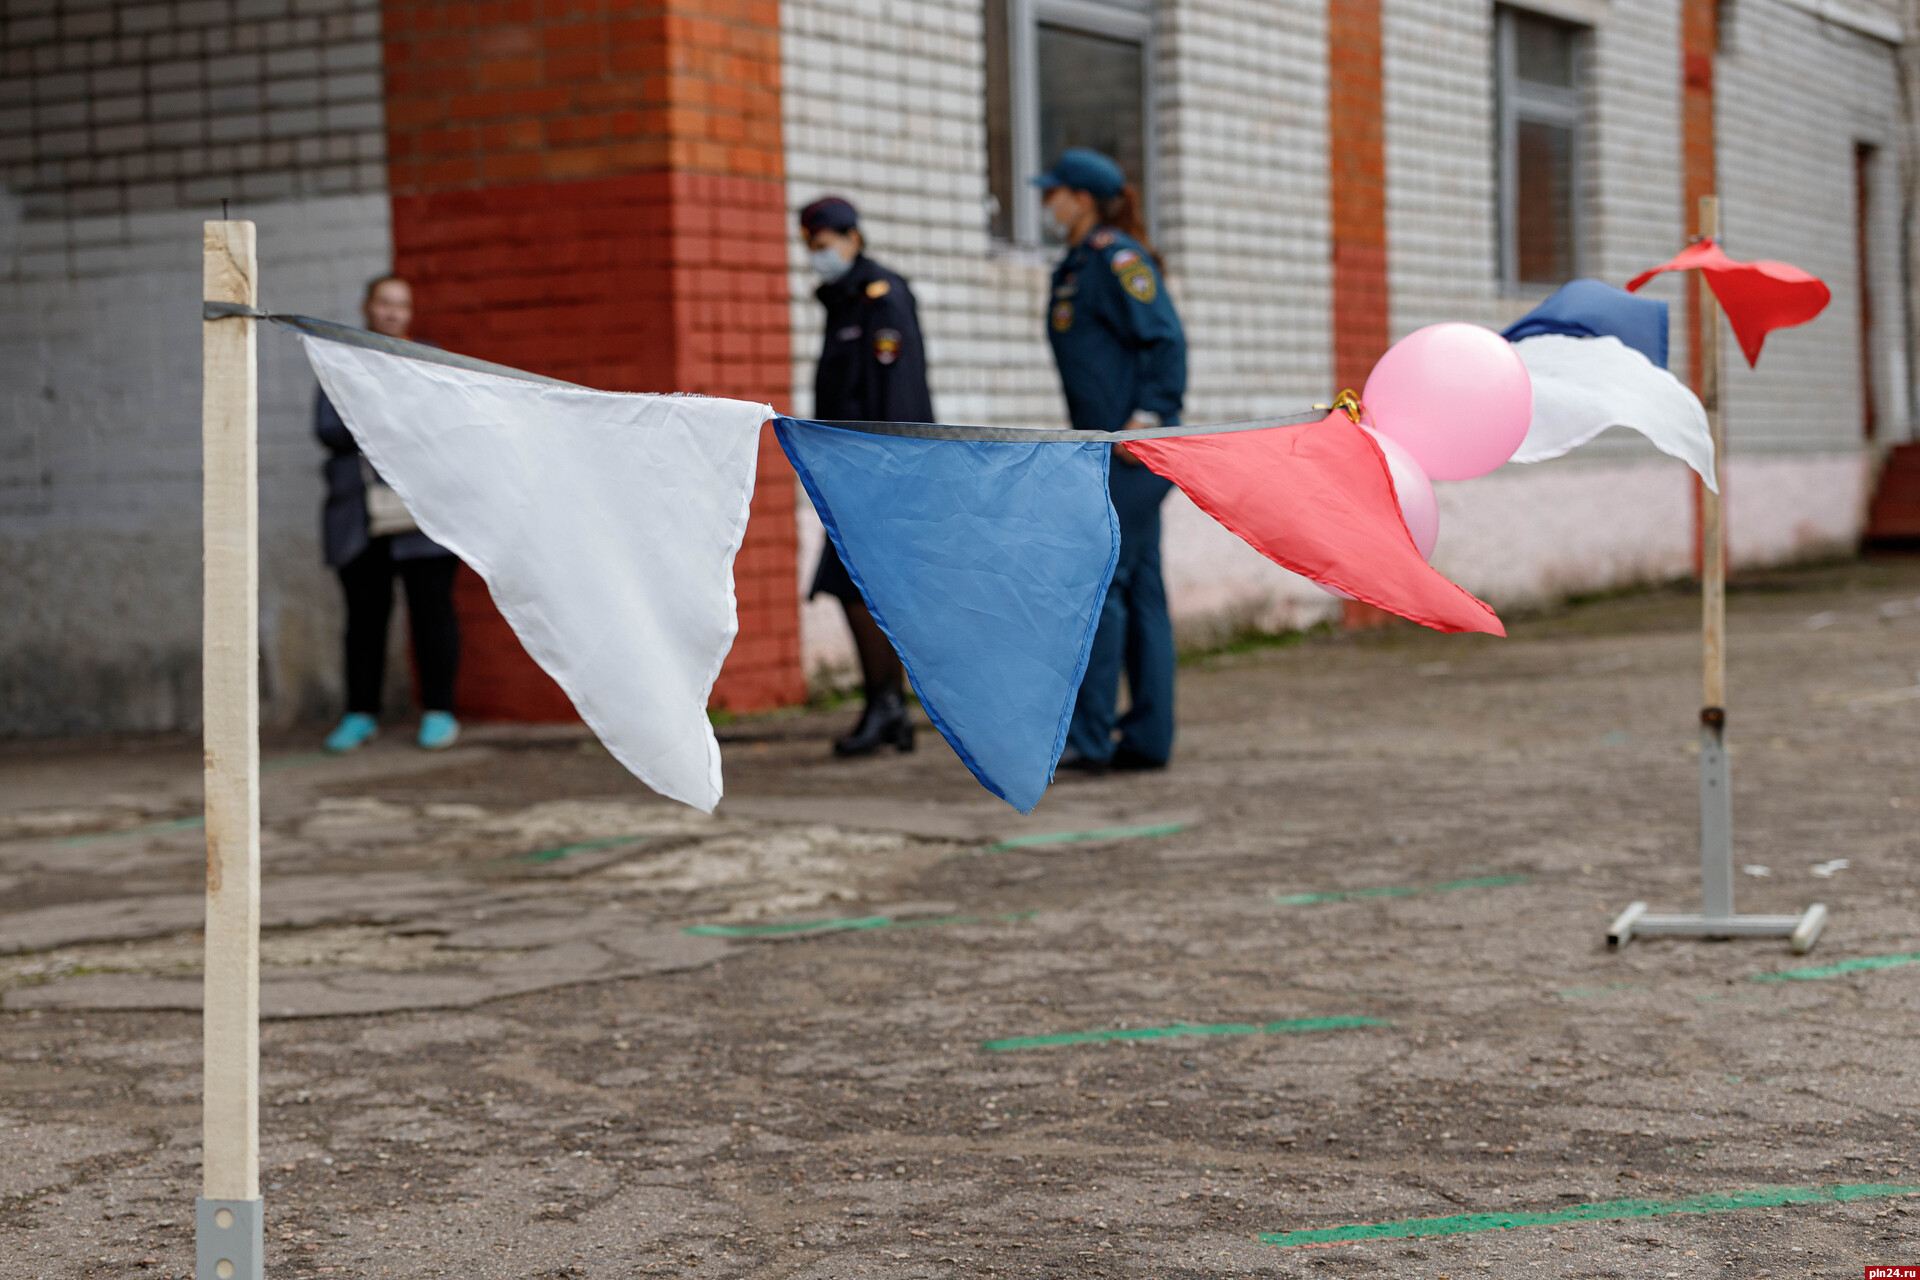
[1327, 0, 1389, 396]
[1681, 0, 1718, 572]
[381, 0, 804, 716]
[1328, 0, 1395, 629]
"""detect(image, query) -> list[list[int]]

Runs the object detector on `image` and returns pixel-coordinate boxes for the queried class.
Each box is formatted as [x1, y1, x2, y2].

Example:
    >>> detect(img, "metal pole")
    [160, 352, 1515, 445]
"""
[198, 220, 265, 1280]
[1606, 195, 1827, 954]
[1696, 195, 1735, 921]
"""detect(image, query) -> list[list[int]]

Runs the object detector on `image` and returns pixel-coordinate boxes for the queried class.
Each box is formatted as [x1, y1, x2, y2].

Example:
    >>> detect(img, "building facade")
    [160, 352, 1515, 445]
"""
[1, 0, 1911, 732]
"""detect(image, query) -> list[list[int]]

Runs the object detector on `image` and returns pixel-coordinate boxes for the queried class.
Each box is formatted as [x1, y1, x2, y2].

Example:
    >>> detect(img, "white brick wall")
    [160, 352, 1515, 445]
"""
[781, 0, 1911, 675]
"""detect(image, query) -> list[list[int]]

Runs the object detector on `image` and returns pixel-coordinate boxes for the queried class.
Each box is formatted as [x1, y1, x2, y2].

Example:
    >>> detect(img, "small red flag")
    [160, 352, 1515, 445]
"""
[1130, 413, 1505, 636]
[1624, 239, 1830, 367]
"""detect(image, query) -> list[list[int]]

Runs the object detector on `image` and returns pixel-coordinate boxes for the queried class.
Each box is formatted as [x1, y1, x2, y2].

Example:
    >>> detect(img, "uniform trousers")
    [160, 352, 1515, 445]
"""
[1066, 460, 1176, 764]
[338, 538, 460, 715]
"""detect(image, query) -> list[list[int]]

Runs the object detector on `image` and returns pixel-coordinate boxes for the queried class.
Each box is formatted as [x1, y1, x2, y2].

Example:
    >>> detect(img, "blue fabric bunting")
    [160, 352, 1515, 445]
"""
[775, 418, 1120, 812]
[1502, 278, 1669, 369]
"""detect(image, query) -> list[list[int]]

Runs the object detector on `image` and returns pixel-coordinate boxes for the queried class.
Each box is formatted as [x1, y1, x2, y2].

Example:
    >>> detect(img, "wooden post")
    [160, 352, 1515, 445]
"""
[1694, 194, 1735, 922]
[1697, 195, 1726, 711]
[198, 220, 265, 1280]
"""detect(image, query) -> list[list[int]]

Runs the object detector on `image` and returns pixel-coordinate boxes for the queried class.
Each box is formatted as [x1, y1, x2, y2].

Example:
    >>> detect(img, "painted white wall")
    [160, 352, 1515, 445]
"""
[0, 194, 392, 731]
[781, 0, 1907, 680]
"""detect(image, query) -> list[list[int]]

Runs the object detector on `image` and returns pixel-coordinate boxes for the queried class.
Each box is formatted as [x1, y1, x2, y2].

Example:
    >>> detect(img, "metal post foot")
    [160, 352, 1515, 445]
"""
[1607, 902, 1827, 953]
[197, 1198, 263, 1280]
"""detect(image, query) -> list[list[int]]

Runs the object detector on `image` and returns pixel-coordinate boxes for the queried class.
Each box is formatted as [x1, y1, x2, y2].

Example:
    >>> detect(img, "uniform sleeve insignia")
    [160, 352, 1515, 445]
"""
[873, 328, 902, 365]
[865, 279, 892, 299]
[1110, 248, 1139, 269]
[1116, 259, 1157, 303]
[1089, 229, 1116, 249]
[1050, 300, 1074, 332]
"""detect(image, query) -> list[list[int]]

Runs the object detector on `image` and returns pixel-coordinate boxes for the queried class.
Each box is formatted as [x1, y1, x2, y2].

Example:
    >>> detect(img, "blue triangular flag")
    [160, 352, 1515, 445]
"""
[775, 419, 1119, 812]
[1502, 278, 1669, 369]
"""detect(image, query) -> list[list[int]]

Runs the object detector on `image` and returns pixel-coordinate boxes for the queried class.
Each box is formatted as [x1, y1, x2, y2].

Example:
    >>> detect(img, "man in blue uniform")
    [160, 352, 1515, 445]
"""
[1034, 148, 1187, 774]
[799, 196, 935, 755]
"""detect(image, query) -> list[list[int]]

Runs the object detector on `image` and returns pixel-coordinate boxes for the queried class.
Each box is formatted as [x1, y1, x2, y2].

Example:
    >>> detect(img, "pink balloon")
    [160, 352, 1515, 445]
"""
[1361, 426, 1439, 560]
[1362, 323, 1532, 481]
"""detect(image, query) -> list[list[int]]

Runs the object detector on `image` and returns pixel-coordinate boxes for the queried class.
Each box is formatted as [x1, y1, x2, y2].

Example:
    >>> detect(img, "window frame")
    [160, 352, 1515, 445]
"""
[1495, 4, 1587, 290]
[998, 0, 1155, 246]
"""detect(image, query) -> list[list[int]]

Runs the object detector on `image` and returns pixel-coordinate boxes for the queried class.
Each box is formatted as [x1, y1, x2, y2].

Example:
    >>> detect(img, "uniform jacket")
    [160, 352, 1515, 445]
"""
[812, 255, 935, 423]
[1046, 226, 1186, 432]
[315, 388, 452, 569]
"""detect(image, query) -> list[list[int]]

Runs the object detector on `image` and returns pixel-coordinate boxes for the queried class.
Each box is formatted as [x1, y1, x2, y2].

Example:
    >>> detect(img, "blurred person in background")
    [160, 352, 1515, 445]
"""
[799, 196, 934, 756]
[315, 275, 462, 753]
[1034, 148, 1187, 776]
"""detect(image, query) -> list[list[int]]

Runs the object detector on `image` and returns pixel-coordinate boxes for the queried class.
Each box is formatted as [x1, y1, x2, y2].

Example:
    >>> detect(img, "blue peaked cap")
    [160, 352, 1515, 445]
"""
[1031, 148, 1126, 199]
[1502, 278, 1669, 369]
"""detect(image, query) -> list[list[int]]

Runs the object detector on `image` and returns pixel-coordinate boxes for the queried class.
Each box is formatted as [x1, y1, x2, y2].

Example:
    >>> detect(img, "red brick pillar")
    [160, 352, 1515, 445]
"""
[1328, 0, 1395, 629]
[381, 0, 804, 718]
[1328, 0, 1389, 395]
[1681, 0, 1719, 576]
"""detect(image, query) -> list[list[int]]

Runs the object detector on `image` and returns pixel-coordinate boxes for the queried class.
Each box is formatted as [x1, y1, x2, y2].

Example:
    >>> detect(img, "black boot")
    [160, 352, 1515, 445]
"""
[833, 685, 914, 757]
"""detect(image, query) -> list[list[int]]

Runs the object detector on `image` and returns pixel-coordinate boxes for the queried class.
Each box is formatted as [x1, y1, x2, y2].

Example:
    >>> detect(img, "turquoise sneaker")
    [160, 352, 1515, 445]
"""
[417, 711, 460, 751]
[324, 712, 378, 753]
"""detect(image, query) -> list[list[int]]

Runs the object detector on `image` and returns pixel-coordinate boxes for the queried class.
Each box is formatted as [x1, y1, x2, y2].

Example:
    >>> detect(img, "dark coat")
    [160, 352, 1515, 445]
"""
[812, 255, 935, 423]
[1045, 225, 1186, 432]
[315, 388, 452, 569]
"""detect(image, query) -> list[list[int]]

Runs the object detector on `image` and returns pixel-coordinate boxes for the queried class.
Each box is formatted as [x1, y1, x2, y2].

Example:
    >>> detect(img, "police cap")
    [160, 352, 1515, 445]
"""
[1030, 148, 1125, 200]
[799, 196, 859, 234]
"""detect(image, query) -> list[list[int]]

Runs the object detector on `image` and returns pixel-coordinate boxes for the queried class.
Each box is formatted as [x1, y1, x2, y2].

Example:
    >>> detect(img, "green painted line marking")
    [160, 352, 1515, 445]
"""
[1274, 874, 1527, 907]
[685, 910, 1037, 938]
[1257, 1181, 1920, 1248]
[1752, 952, 1920, 982]
[263, 751, 332, 774]
[981, 1015, 1384, 1053]
[59, 814, 205, 846]
[979, 822, 1190, 853]
[518, 832, 652, 864]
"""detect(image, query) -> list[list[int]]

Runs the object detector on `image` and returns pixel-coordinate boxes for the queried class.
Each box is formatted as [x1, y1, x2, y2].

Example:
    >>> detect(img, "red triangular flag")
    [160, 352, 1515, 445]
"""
[1624, 239, 1830, 367]
[1130, 413, 1505, 636]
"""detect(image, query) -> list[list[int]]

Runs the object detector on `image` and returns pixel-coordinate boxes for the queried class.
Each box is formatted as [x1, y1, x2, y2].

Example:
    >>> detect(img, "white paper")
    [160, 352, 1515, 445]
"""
[302, 336, 771, 811]
[1509, 334, 1717, 492]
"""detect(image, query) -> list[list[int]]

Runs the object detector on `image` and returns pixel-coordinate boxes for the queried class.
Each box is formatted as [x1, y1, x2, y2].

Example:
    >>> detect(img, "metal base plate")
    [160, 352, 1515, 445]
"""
[196, 1198, 263, 1280]
[1607, 901, 1827, 954]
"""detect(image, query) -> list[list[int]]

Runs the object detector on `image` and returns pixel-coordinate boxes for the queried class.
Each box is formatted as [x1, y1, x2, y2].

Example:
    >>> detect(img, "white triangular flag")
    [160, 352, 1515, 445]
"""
[301, 335, 771, 811]
[1510, 333, 1717, 492]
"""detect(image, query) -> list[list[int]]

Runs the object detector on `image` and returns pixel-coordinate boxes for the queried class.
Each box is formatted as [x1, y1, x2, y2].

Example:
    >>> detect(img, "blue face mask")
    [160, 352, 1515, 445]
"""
[811, 246, 853, 283]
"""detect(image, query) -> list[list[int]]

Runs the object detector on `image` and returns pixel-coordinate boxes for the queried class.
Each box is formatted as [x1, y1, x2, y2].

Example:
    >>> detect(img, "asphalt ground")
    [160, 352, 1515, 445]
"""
[3, 556, 1919, 1278]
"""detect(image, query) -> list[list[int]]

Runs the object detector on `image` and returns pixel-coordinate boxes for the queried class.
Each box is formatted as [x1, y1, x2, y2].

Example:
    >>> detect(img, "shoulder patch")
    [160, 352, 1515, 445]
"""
[865, 279, 891, 299]
[1088, 229, 1116, 250]
[1114, 256, 1157, 304]
[872, 327, 902, 365]
[1110, 247, 1140, 269]
[1050, 299, 1074, 332]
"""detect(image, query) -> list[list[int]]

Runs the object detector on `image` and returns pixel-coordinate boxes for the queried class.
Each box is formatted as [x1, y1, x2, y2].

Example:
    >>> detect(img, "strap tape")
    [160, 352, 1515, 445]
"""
[208, 303, 1327, 443]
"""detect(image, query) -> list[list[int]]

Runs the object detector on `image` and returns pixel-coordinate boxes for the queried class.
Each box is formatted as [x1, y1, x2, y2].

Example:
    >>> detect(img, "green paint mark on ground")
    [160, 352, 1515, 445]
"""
[1274, 874, 1528, 907]
[979, 822, 1190, 853]
[686, 910, 1037, 938]
[59, 814, 205, 846]
[1752, 952, 1920, 982]
[518, 832, 652, 864]
[263, 751, 332, 774]
[1257, 1182, 1920, 1248]
[981, 1016, 1384, 1053]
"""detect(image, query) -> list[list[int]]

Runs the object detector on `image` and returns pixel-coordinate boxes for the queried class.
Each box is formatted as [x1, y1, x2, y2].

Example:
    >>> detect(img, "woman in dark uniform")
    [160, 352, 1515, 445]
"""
[799, 196, 935, 755]
[1032, 150, 1187, 775]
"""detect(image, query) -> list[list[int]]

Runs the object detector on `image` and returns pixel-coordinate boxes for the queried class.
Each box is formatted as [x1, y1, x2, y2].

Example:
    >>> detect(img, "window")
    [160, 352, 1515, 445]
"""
[986, 0, 1153, 245]
[1496, 6, 1586, 288]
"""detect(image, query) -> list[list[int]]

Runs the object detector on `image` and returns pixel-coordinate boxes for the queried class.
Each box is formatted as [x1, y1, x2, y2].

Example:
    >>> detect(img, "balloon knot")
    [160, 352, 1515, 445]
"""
[1331, 389, 1366, 425]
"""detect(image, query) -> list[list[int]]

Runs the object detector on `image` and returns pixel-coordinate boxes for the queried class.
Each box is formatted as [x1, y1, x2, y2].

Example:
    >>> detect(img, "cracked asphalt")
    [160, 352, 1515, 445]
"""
[3, 557, 1919, 1278]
